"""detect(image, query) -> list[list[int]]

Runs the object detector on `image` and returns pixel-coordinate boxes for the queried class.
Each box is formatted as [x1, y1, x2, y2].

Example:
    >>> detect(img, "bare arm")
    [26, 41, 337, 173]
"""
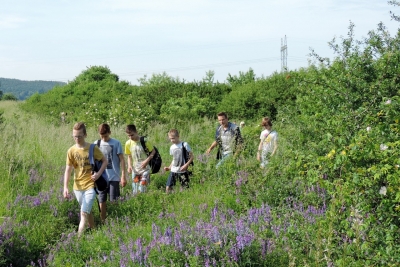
[141, 148, 156, 169]
[92, 156, 108, 181]
[63, 165, 73, 198]
[257, 139, 263, 161]
[118, 153, 127, 187]
[206, 141, 218, 154]
[180, 151, 194, 172]
[127, 154, 133, 174]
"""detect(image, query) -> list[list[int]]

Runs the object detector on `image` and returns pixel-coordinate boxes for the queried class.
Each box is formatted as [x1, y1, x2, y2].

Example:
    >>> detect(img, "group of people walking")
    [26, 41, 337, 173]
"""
[63, 112, 277, 235]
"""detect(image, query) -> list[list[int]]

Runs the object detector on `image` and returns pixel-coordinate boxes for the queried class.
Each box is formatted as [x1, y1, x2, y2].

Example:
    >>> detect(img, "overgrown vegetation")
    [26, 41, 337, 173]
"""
[1, 4, 400, 266]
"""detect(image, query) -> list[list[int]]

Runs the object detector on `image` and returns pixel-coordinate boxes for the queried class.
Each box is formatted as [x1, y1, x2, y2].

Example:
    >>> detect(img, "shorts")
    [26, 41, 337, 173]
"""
[166, 172, 190, 189]
[74, 188, 96, 214]
[98, 181, 120, 203]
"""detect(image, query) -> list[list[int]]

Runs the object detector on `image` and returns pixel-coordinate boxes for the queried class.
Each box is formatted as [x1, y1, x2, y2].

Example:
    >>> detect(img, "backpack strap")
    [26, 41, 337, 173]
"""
[97, 139, 101, 147]
[139, 136, 150, 156]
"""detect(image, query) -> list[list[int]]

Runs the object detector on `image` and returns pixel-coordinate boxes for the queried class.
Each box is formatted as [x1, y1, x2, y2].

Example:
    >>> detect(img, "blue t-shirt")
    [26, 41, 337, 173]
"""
[94, 138, 123, 182]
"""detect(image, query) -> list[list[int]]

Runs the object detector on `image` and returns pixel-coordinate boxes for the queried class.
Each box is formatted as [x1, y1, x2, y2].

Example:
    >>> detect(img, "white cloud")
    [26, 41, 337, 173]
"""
[0, 15, 26, 29]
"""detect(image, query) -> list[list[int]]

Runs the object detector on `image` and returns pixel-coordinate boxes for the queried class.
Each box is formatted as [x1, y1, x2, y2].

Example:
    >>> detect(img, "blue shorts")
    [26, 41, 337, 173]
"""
[98, 181, 120, 203]
[74, 188, 96, 214]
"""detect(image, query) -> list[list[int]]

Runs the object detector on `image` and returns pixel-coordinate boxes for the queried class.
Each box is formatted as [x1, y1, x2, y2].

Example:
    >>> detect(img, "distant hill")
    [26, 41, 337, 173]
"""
[0, 78, 66, 100]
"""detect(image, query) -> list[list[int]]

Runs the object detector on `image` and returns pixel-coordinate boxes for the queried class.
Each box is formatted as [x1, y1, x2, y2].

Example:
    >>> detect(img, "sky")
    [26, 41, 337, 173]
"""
[1, 0, 399, 85]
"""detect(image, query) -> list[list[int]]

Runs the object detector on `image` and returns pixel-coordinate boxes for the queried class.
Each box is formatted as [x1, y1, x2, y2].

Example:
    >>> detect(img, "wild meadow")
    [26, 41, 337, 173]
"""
[1, 6, 400, 266]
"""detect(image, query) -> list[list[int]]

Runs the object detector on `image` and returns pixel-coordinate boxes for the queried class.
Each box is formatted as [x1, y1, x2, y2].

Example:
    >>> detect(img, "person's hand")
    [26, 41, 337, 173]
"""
[206, 148, 212, 154]
[164, 166, 170, 171]
[120, 175, 127, 187]
[63, 187, 70, 199]
[180, 165, 188, 172]
[257, 152, 261, 161]
[127, 166, 132, 174]
[91, 172, 99, 181]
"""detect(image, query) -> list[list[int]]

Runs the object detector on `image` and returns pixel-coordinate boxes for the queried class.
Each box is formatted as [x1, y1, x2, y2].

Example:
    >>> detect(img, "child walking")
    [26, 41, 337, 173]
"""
[257, 117, 278, 168]
[164, 129, 194, 193]
[124, 124, 155, 194]
[63, 122, 108, 235]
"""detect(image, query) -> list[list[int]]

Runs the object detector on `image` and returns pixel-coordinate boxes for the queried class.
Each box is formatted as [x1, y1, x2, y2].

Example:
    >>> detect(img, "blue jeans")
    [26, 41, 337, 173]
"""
[216, 152, 232, 169]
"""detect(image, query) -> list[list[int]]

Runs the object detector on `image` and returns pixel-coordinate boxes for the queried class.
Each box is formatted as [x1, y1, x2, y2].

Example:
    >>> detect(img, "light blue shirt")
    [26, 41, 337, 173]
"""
[94, 138, 123, 182]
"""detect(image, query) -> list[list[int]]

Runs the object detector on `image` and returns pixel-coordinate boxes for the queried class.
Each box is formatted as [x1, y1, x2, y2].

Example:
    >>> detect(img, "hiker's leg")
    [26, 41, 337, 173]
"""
[79, 188, 96, 232]
[139, 171, 150, 193]
[98, 186, 109, 222]
[166, 172, 176, 193]
[109, 181, 120, 201]
[132, 174, 140, 195]
[78, 211, 89, 235]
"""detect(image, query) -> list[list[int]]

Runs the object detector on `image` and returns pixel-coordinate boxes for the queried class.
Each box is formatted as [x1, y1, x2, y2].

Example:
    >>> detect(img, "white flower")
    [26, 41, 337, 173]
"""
[380, 144, 388, 151]
[366, 126, 371, 132]
[385, 99, 391, 105]
[379, 186, 387, 196]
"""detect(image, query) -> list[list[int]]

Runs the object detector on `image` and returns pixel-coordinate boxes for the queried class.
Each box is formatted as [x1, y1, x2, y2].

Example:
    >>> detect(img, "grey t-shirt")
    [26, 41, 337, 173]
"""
[94, 138, 123, 182]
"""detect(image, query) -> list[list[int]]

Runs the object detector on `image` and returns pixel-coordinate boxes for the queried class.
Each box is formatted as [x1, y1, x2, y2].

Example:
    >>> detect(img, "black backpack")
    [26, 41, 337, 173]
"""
[139, 136, 162, 174]
[182, 142, 194, 166]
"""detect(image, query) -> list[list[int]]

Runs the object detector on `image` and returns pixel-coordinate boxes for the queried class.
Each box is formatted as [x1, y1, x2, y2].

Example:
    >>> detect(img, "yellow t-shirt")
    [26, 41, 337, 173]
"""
[124, 138, 154, 175]
[66, 143, 104, 191]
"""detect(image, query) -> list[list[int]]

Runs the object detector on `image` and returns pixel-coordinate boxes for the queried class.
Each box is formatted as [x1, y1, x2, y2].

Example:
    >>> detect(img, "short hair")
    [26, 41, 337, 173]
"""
[168, 129, 179, 137]
[125, 124, 137, 133]
[261, 117, 272, 127]
[217, 112, 228, 119]
[73, 122, 87, 135]
[240, 121, 245, 126]
[98, 123, 111, 135]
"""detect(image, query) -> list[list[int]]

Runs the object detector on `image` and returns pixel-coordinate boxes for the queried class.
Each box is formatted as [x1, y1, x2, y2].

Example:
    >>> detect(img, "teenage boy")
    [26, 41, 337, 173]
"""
[206, 112, 243, 168]
[95, 123, 127, 222]
[63, 122, 108, 236]
[164, 129, 194, 193]
[124, 124, 155, 194]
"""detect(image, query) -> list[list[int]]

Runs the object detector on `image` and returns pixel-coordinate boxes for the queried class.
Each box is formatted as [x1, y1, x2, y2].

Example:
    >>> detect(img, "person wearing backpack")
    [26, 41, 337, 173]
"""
[164, 129, 194, 193]
[257, 117, 278, 168]
[63, 122, 108, 236]
[206, 112, 243, 168]
[124, 124, 156, 194]
[95, 123, 127, 222]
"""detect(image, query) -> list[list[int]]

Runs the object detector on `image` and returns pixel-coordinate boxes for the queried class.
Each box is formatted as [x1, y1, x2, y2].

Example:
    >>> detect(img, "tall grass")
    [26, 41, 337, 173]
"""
[1, 101, 330, 267]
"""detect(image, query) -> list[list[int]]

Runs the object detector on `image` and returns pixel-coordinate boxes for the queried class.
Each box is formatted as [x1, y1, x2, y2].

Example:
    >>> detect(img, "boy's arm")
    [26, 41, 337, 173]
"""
[164, 160, 173, 171]
[92, 156, 108, 181]
[180, 151, 194, 172]
[141, 148, 156, 169]
[127, 154, 133, 174]
[63, 165, 73, 199]
[118, 153, 127, 187]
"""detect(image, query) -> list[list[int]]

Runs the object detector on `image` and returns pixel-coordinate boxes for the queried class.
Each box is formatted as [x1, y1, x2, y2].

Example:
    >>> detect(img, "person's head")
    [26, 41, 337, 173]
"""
[240, 121, 245, 128]
[72, 122, 87, 144]
[98, 123, 111, 141]
[167, 129, 180, 144]
[125, 124, 139, 141]
[261, 117, 272, 129]
[217, 112, 229, 127]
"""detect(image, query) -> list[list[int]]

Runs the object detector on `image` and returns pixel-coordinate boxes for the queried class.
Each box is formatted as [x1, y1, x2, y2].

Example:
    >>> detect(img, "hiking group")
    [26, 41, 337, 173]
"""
[63, 112, 277, 235]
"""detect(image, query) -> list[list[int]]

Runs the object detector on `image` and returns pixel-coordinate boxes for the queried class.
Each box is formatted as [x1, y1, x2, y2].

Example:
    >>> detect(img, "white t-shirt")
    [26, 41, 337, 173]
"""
[170, 142, 192, 173]
[260, 129, 278, 155]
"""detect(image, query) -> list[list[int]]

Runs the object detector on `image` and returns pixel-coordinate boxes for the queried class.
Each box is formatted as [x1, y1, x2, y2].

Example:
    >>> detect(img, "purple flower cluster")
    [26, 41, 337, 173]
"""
[68, 199, 327, 266]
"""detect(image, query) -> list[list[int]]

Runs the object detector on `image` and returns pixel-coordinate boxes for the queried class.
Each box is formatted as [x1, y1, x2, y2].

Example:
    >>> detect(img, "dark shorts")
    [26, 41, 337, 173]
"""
[98, 181, 120, 203]
[166, 172, 190, 189]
